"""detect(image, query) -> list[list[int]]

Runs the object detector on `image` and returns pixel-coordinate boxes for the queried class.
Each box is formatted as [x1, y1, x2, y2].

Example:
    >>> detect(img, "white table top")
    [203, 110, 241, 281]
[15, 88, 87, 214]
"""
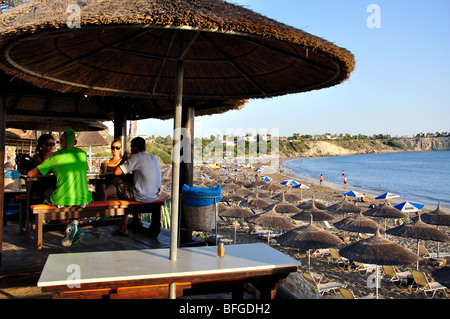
[38, 243, 300, 288]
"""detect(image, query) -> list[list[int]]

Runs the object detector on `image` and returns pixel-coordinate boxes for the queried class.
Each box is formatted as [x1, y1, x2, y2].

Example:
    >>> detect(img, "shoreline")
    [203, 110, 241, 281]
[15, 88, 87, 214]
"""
[281, 154, 450, 211]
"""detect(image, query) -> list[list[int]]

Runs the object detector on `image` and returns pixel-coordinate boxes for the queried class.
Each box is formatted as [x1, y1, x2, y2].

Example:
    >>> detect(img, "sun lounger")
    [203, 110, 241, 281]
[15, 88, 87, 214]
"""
[419, 243, 450, 260]
[303, 272, 346, 296]
[328, 248, 351, 268]
[311, 248, 331, 259]
[339, 287, 375, 299]
[350, 261, 377, 276]
[411, 270, 448, 299]
[382, 265, 412, 287]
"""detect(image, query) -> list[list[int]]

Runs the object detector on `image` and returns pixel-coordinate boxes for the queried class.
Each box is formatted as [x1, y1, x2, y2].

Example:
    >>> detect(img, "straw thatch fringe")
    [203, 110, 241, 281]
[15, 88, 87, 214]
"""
[0, 0, 355, 103]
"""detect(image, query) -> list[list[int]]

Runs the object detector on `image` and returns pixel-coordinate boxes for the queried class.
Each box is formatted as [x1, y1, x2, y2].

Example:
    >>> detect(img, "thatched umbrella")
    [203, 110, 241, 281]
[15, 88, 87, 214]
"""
[247, 193, 271, 208]
[363, 203, 407, 231]
[334, 212, 385, 235]
[329, 196, 362, 215]
[274, 193, 301, 214]
[340, 228, 420, 299]
[219, 202, 254, 243]
[386, 214, 450, 269]
[297, 197, 328, 211]
[233, 186, 253, 197]
[75, 131, 109, 171]
[414, 202, 450, 258]
[6, 117, 108, 132]
[0, 0, 354, 276]
[291, 201, 335, 222]
[432, 266, 450, 289]
[221, 194, 245, 203]
[417, 202, 450, 227]
[245, 208, 296, 244]
[277, 216, 342, 272]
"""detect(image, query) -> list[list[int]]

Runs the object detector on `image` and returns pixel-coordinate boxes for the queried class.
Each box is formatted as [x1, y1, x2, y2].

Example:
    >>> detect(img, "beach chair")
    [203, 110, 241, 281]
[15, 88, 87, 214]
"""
[350, 261, 377, 276]
[311, 248, 331, 259]
[303, 272, 346, 296]
[411, 270, 448, 299]
[323, 221, 337, 234]
[339, 287, 375, 299]
[418, 243, 450, 260]
[327, 248, 351, 268]
[382, 265, 412, 287]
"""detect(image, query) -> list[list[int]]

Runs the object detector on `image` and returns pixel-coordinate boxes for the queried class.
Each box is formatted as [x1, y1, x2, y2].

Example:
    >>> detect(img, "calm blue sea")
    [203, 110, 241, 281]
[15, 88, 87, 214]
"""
[284, 151, 450, 209]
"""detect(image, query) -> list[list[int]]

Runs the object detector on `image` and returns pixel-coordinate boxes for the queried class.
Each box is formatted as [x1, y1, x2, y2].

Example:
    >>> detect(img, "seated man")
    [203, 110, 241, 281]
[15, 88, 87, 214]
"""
[27, 129, 92, 247]
[112, 137, 162, 236]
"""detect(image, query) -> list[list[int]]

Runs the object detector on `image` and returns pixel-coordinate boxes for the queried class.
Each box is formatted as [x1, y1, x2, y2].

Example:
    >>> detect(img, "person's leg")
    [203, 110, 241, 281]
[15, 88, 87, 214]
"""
[112, 177, 135, 235]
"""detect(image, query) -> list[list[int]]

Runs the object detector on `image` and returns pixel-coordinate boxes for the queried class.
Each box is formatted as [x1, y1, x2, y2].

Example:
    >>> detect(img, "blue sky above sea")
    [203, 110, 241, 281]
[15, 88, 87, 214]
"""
[105, 0, 450, 139]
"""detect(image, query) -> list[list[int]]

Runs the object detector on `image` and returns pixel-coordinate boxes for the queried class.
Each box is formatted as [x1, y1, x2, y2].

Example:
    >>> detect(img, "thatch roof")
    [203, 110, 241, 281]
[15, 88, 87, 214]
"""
[0, 0, 355, 104]
[2, 70, 247, 121]
[75, 131, 109, 147]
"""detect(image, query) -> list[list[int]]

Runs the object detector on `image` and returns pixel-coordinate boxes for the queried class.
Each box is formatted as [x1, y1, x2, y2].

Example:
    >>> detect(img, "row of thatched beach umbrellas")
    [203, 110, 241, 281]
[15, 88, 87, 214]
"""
[201, 167, 450, 298]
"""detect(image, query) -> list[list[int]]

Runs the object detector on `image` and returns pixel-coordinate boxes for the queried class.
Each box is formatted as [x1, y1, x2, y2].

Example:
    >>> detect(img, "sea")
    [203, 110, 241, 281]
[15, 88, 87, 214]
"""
[284, 150, 450, 209]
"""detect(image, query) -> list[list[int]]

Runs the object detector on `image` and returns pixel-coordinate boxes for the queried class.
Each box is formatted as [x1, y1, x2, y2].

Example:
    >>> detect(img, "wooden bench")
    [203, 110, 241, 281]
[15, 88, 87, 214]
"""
[31, 199, 165, 250]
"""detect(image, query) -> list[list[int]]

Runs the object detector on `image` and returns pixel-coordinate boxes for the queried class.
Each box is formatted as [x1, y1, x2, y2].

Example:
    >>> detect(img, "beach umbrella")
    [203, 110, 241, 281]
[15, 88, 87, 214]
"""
[292, 183, 311, 199]
[245, 208, 296, 244]
[260, 176, 272, 182]
[233, 186, 253, 197]
[340, 228, 420, 299]
[280, 179, 300, 187]
[333, 212, 385, 235]
[265, 183, 284, 193]
[340, 190, 364, 198]
[249, 189, 271, 199]
[375, 192, 401, 200]
[291, 201, 335, 222]
[221, 194, 245, 203]
[274, 199, 301, 214]
[0, 0, 354, 279]
[432, 266, 450, 289]
[297, 197, 329, 211]
[329, 196, 362, 215]
[247, 193, 271, 208]
[219, 203, 254, 243]
[418, 202, 450, 227]
[272, 190, 301, 203]
[386, 214, 450, 269]
[277, 216, 343, 272]
[393, 201, 425, 214]
[415, 202, 450, 256]
[363, 203, 407, 232]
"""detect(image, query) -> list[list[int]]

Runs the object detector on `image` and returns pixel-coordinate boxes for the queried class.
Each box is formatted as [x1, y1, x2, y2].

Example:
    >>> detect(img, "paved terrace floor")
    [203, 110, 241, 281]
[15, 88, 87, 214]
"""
[0, 219, 173, 298]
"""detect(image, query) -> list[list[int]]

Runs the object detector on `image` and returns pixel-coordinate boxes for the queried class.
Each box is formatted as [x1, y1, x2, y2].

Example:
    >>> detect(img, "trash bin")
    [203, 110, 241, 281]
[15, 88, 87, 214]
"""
[182, 184, 221, 232]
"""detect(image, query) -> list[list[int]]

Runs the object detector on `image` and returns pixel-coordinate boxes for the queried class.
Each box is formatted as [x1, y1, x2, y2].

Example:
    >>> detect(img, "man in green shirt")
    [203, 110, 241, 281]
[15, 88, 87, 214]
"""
[28, 129, 92, 246]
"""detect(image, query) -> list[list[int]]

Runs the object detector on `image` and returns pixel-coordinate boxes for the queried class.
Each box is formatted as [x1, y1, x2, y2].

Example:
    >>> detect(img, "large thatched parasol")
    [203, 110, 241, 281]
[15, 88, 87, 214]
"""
[340, 228, 420, 299]
[277, 216, 342, 272]
[245, 208, 296, 244]
[386, 214, 450, 269]
[6, 116, 108, 132]
[416, 202, 450, 227]
[0, 0, 354, 283]
[363, 203, 406, 231]
[291, 201, 335, 222]
[328, 196, 362, 215]
[333, 212, 385, 235]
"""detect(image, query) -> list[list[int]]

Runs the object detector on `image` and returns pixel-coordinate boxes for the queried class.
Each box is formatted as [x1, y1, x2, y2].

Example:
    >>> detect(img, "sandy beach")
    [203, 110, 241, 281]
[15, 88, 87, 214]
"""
[201, 161, 450, 299]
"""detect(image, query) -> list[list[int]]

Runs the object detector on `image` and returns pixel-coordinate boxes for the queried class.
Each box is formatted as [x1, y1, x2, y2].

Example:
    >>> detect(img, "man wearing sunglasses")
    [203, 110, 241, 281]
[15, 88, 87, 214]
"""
[111, 137, 161, 236]
[28, 129, 92, 246]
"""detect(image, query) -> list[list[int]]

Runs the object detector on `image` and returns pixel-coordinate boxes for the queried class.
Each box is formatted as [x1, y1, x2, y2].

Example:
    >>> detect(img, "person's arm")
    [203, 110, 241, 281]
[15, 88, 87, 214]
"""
[27, 167, 42, 178]
[114, 165, 124, 176]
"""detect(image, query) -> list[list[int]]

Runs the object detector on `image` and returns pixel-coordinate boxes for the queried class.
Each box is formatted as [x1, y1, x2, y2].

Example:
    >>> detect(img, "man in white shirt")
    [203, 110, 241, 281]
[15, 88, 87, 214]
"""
[112, 137, 162, 236]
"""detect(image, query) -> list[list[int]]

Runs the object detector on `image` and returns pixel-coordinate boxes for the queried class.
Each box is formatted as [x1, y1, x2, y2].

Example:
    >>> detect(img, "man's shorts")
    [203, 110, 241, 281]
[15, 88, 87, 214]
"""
[115, 179, 136, 201]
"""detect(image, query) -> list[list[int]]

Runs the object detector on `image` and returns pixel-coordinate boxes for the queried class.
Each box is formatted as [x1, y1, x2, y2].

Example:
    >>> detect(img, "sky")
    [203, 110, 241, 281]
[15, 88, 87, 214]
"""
[107, 0, 450, 138]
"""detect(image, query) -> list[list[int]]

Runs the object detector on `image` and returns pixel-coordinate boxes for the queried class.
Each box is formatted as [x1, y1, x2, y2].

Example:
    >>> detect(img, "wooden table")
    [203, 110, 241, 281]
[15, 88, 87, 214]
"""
[38, 243, 300, 299]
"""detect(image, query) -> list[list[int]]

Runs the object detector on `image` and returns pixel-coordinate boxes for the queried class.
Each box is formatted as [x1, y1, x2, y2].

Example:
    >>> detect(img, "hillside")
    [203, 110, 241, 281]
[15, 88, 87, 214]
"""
[280, 137, 450, 158]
